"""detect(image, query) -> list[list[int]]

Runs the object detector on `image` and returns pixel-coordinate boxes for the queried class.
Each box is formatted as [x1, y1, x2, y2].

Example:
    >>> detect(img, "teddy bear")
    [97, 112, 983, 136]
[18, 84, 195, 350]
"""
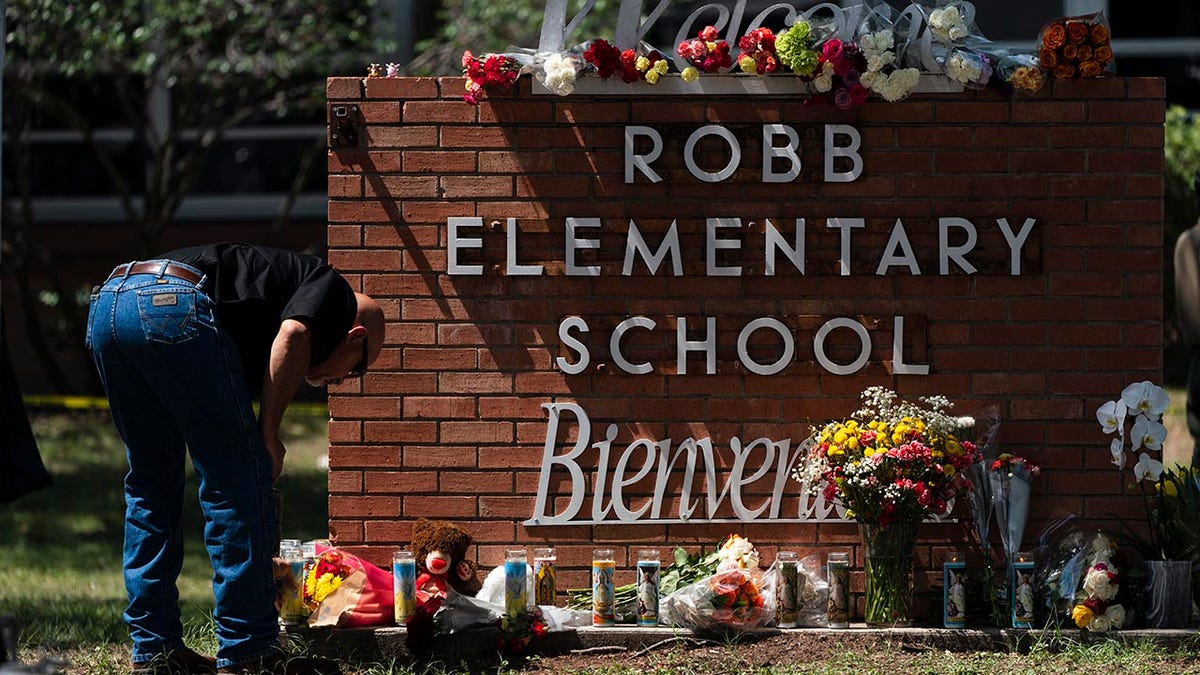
[410, 517, 482, 603]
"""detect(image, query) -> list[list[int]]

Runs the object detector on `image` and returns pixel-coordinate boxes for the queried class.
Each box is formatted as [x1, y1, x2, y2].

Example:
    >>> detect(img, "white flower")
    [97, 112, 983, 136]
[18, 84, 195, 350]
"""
[541, 54, 578, 96]
[1083, 568, 1118, 601]
[945, 52, 981, 85]
[866, 51, 895, 73]
[1104, 604, 1126, 629]
[1133, 452, 1164, 483]
[717, 534, 759, 571]
[813, 68, 833, 93]
[1088, 614, 1112, 632]
[1110, 438, 1125, 468]
[929, 5, 967, 43]
[1096, 400, 1126, 434]
[1130, 415, 1167, 452]
[861, 71, 880, 88]
[1121, 381, 1169, 418]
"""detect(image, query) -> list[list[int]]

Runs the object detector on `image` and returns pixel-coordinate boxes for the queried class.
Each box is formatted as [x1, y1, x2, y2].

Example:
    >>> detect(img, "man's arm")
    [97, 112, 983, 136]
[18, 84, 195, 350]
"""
[260, 318, 312, 479]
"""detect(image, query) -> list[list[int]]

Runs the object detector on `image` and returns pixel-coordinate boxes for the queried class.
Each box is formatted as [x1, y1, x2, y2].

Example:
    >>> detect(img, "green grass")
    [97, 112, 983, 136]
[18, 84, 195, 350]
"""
[0, 409, 332, 670]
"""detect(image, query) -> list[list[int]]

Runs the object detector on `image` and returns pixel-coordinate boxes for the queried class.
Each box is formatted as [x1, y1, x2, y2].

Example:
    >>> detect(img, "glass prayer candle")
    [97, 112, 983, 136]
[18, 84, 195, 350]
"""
[943, 551, 967, 628]
[636, 549, 660, 627]
[592, 548, 616, 626]
[505, 549, 528, 617]
[534, 547, 557, 606]
[827, 551, 850, 628]
[1011, 551, 1035, 628]
[392, 550, 416, 624]
[777, 551, 799, 628]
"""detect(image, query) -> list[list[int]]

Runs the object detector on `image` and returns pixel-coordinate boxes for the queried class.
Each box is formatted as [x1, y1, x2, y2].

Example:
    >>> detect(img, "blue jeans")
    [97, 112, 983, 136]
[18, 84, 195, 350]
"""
[86, 261, 279, 668]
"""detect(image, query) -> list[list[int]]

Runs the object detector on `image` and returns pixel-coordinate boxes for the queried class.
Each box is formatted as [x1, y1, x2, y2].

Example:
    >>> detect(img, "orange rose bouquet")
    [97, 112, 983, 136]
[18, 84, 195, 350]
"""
[660, 534, 777, 631]
[1037, 11, 1114, 80]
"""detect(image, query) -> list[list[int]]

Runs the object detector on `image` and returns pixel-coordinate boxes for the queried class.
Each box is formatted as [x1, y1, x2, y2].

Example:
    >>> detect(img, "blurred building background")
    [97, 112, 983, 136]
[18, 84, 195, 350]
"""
[3, 0, 1199, 394]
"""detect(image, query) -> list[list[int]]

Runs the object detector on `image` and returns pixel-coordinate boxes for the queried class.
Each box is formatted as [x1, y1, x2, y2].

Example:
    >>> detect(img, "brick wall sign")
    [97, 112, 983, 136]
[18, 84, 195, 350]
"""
[325, 74, 1164, 599]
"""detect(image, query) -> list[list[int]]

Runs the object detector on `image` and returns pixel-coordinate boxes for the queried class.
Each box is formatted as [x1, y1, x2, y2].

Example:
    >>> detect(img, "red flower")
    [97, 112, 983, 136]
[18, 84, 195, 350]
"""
[584, 39, 623, 80]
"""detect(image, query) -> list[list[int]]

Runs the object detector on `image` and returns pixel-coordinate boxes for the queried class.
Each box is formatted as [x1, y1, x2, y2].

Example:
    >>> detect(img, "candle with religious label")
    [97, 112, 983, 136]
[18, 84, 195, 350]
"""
[827, 552, 850, 628]
[592, 548, 616, 626]
[943, 551, 967, 628]
[777, 551, 799, 628]
[393, 550, 416, 624]
[1011, 551, 1035, 628]
[505, 549, 528, 617]
[636, 549, 660, 627]
[534, 547, 557, 606]
[278, 541, 307, 625]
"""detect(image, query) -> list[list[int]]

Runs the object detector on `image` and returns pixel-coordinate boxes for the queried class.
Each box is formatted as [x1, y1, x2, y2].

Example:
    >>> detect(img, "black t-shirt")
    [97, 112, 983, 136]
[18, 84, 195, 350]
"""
[160, 242, 356, 396]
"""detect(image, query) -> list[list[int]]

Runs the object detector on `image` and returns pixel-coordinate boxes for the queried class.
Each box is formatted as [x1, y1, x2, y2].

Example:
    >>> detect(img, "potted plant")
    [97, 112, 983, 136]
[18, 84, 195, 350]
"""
[1097, 381, 1198, 627]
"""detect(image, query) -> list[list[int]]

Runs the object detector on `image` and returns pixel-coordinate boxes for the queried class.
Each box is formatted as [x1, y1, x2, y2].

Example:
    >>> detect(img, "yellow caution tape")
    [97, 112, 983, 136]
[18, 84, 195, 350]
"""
[22, 394, 328, 417]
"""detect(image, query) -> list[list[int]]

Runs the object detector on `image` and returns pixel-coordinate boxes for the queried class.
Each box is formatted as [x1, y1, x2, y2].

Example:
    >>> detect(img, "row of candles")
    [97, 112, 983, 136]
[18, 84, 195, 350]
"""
[311, 544, 1039, 629]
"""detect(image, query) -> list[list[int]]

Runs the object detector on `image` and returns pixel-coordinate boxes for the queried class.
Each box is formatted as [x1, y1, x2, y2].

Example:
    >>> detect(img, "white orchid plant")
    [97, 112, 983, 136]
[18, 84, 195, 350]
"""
[1097, 381, 1169, 482]
[1096, 381, 1176, 559]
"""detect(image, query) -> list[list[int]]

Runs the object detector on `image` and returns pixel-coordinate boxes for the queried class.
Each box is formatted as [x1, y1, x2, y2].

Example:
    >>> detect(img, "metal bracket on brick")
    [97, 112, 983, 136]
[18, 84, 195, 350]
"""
[329, 104, 363, 148]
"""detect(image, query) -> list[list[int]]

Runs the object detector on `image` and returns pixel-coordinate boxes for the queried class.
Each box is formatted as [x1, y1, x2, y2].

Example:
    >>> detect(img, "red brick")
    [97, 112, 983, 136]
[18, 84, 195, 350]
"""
[363, 420, 438, 443]
[403, 151, 476, 173]
[327, 77, 362, 100]
[441, 126, 515, 148]
[1127, 78, 1166, 99]
[328, 175, 362, 198]
[478, 102, 555, 124]
[1088, 101, 1166, 124]
[1051, 78, 1126, 99]
[441, 421, 514, 443]
[441, 175, 513, 198]
[327, 249, 402, 271]
[328, 201, 395, 223]
[328, 150, 401, 173]
[935, 102, 1009, 124]
[364, 471, 438, 493]
[1089, 150, 1162, 174]
[368, 175, 438, 199]
[329, 496, 400, 518]
[355, 101, 400, 124]
[404, 496, 476, 518]
[1010, 101, 1085, 124]
[403, 100, 476, 123]
[364, 77, 439, 99]
[328, 470, 364, 493]
[363, 126, 438, 148]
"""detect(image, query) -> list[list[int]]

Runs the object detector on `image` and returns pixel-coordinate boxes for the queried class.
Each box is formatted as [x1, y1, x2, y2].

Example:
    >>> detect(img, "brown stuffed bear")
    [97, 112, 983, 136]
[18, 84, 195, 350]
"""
[410, 517, 482, 603]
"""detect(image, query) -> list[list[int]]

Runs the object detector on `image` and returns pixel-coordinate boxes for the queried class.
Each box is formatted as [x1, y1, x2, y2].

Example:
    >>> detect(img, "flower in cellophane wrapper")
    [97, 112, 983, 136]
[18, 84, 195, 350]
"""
[660, 535, 776, 631]
[1036, 11, 1114, 80]
[855, 4, 921, 103]
[461, 51, 521, 106]
[995, 52, 1045, 97]
[990, 453, 1041, 569]
[303, 547, 396, 627]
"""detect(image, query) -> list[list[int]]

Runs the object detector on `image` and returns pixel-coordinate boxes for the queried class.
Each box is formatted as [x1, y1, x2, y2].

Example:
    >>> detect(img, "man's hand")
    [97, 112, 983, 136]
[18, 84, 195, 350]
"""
[264, 433, 287, 481]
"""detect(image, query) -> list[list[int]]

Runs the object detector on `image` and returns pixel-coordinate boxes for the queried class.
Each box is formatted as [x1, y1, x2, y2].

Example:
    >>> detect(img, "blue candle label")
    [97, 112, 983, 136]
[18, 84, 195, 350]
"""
[943, 561, 967, 628]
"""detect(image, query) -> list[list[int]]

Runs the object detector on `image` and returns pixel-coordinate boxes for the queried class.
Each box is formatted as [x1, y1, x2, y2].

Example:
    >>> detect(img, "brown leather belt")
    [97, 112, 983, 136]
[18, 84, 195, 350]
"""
[107, 261, 203, 286]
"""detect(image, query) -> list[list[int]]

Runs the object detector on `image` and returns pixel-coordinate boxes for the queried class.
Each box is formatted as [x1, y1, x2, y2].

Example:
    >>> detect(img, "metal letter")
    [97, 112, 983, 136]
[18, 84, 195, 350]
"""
[527, 403, 591, 525]
[612, 316, 657, 375]
[737, 317, 795, 376]
[565, 217, 602, 276]
[824, 124, 863, 183]
[556, 316, 591, 375]
[624, 219, 682, 276]
[625, 126, 664, 184]
[827, 218, 865, 276]
[447, 217, 484, 276]
[997, 217, 1037, 275]
[762, 124, 802, 183]
[893, 316, 930, 375]
[938, 217, 978, 275]
[764, 218, 805, 276]
[706, 217, 743, 276]
[685, 125, 741, 183]
[676, 316, 717, 375]
[813, 317, 871, 376]
[876, 218, 922, 276]
[506, 217, 544, 276]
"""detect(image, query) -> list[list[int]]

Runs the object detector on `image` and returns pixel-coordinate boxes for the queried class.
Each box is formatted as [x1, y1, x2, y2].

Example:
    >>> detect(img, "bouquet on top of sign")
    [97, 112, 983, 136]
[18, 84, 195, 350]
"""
[441, 1, 1084, 105]
[661, 535, 777, 631]
[1037, 11, 1114, 80]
